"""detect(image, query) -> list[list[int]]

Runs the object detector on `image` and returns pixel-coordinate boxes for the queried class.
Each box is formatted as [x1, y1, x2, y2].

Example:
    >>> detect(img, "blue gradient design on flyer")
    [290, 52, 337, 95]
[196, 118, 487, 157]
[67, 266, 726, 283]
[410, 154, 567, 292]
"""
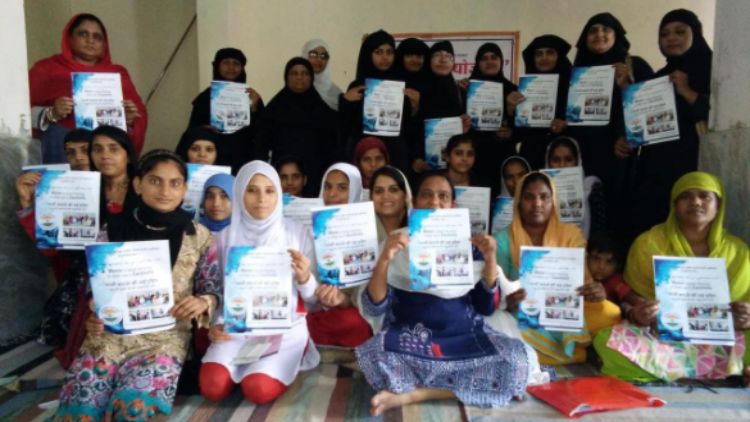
[517, 249, 551, 329]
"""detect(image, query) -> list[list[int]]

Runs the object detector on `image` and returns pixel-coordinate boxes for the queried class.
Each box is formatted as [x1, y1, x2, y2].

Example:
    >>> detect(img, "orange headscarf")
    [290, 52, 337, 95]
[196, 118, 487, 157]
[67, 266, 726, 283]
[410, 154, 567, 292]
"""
[508, 171, 588, 270]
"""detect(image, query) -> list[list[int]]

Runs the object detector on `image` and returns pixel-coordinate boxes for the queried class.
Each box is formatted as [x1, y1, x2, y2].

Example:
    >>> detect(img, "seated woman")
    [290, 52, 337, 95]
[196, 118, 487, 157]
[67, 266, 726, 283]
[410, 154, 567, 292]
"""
[492, 172, 620, 365]
[593, 172, 750, 385]
[370, 166, 412, 243]
[200, 161, 320, 404]
[200, 173, 235, 236]
[176, 126, 220, 166]
[53, 149, 220, 420]
[306, 163, 373, 347]
[356, 171, 535, 416]
[274, 155, 308, 197]
[544, 136, 607, 238]
[353, 136, 390, 193]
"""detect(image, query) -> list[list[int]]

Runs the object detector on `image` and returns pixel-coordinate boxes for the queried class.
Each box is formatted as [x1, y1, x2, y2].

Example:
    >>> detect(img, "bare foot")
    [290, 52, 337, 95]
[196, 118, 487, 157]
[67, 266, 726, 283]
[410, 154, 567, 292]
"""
[370, 390, 412, 416]
[514, 394, 525, 401]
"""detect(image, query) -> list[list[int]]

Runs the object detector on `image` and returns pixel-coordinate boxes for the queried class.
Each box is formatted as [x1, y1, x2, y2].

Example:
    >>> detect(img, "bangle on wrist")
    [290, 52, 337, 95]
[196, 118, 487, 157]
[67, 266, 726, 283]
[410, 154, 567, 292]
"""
[46, 107, 59, 123]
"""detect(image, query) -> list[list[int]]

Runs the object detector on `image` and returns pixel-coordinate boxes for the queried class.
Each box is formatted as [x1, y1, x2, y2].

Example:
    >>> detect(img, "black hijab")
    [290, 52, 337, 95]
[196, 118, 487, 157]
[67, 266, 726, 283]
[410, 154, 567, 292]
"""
[354, 30, 398, 83]
[574, 13, 631, 66]
[522, 35, 573, 77]
[657, 9, 712, 95]
[175, 126, 221, 163]
[212, 47, 247, 83]
[395, 37, 430, 90]
[90, 125, 138, 225]
[421, 41, 463, 118]
[107, 150, 195, 267]
[469, 42, 514, 84]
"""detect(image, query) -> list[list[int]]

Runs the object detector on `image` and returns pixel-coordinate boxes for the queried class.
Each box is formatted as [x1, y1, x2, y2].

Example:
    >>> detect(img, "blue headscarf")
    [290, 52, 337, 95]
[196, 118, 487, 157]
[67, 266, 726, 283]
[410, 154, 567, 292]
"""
[199, 173, 235, 232]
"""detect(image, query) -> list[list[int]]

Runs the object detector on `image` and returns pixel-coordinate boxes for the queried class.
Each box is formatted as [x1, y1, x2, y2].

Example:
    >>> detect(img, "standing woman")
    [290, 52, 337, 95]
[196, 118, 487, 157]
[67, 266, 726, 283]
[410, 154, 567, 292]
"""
[395, 37, 431, 95]
[53, 149, 221, 420]
[175, 126, 221, 166]
[302, 38, 343, 111]
[256, 58, 337, 197]
[29, 13, 148, 161]
[200, 161, 320, 404]
[356, 172, 532, 415]
[188, 48, 263, 172]
[570, 13, 653, 229]
[517, 35, 573, 170]
[458, 43, 520, 186]
[618, 9, 713, 245]
[339, 30, 414, 172]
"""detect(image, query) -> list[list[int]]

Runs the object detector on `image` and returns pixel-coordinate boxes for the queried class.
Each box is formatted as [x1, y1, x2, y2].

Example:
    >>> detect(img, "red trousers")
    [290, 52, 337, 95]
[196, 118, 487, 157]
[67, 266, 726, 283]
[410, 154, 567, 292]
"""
[306, 306, 372, 347]
[199, 363, 287, 404]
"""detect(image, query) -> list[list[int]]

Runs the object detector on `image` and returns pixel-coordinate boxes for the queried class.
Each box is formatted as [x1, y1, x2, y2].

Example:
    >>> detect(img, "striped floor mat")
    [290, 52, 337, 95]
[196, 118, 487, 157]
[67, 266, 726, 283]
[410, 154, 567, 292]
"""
[1, 342, 748, 421]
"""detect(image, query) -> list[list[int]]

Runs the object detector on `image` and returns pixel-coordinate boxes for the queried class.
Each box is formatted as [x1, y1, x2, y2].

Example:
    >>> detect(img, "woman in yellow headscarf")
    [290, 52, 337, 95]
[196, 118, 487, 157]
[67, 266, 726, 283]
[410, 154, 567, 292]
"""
[492, 172, 621, 365]
[593, 172, 750, 384]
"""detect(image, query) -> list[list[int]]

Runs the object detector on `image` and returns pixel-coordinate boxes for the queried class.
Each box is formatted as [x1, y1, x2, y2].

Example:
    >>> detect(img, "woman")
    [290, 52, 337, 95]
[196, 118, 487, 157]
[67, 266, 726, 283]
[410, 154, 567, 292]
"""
[370, 166, 412, 243]
[353, 136, 390, 190]
[53, 149, 221, 420]
[544, 136, 607, 238]
[458, 43, 520, 186]
[493, 172, 620, 364]
[339, 30, 413, 172]
[188, 48, 263, 173]
[29, 14, 147, 162]
[302, 38, 342, 111]
[200, 173, 235, 236]
[306, 163, 373, 347]
[593, 172, 750, 385]
[395, 37, 430, 94]
[517, 35, 573, 170]
[175, 126, 220, 166]
[570, 13, 653, 236]
[256, 57, 337, 196]
[618, 9, 714, 247]
[200, 161, 320, 404]
[356, 171, 534, 415]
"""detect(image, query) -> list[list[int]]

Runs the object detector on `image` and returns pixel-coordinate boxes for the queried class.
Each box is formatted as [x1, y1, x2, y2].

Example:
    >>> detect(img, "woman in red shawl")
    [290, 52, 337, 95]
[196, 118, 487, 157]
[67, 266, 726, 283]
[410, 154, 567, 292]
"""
[29, 14, 148, 161]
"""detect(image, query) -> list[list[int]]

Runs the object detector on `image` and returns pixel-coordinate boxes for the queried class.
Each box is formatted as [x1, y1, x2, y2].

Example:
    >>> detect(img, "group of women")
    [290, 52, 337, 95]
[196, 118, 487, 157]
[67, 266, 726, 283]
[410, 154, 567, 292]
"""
[19, 8, 748, 421]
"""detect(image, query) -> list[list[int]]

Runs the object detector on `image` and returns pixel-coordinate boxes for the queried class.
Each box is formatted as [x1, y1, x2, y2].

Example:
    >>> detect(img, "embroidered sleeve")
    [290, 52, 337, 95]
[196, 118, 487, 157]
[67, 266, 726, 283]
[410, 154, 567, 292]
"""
[361, 285, 392, 317]
[193, 241, 222, 328]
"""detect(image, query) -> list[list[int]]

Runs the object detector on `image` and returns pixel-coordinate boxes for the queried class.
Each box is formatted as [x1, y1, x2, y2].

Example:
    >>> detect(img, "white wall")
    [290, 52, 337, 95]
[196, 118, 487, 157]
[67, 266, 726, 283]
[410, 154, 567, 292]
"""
[197, 0, 715, 100]
[24, 0, 199, 152]
[1, 0, 31, 136]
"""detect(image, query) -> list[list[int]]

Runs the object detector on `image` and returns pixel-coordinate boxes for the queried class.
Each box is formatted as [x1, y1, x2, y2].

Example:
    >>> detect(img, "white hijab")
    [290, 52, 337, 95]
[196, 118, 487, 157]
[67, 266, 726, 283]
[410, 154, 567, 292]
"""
[219, 161, 285, 258]
[302, 38, 342, 111]
[319, 163, 363, 205]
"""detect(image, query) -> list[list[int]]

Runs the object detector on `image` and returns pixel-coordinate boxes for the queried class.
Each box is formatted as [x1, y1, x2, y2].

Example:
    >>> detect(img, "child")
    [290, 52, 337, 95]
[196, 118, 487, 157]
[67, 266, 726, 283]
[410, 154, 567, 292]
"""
[586, 233, 639, 311]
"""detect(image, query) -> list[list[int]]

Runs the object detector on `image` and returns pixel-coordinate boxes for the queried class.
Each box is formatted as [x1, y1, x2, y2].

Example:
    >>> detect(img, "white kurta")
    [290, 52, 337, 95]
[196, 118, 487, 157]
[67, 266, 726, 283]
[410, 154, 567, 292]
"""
[203, 218, 320, 384]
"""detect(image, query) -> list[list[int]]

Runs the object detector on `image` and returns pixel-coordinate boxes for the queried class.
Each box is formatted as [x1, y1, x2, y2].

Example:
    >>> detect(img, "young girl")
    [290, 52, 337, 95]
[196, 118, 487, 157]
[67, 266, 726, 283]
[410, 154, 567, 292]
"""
[306, 163, 374, 347]
[200, 161, 320, 404]
[53, 149, 220, 420]
[356, 171, 534, 415]
[442, 133, 491, 190]
[200, 172, 235, 235]
[545, 136, 607, 238]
